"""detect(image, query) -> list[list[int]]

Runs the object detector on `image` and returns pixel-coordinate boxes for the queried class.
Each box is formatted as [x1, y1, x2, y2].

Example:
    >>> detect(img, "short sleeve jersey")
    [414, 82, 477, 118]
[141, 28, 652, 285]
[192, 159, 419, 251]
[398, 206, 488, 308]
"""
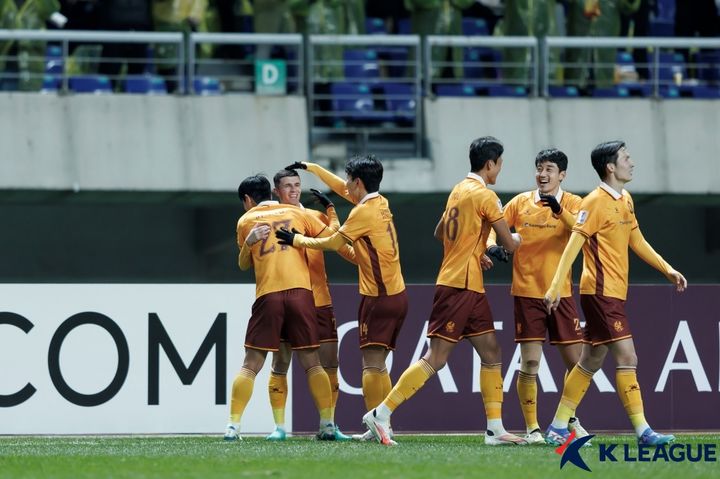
[237, 202, 328, 299]
[504, 189, 583, 298]
[305, 208, 333, 307]
[338, 193, 405, 297]
[572, 184, 639, 300]
[436, 174, 504, 294]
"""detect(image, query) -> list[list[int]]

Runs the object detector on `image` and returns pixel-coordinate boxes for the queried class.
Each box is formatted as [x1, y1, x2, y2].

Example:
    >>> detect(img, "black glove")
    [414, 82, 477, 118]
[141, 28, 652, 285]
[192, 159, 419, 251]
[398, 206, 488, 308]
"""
[275, 227, 300, 246]
[486, 245, 509, 263]
[284, 162, 307, 171]
[539, 194, 562, 214]
[310, 188, 333, 208]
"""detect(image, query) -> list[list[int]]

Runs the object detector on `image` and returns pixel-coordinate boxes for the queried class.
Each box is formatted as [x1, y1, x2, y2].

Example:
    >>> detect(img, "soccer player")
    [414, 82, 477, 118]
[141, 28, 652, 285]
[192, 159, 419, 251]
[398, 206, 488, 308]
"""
[485, 148, 589, 444]
[265, 169, 355, 441]
[276, 155, 407, 440]
[360, 137, 527, 446]
[543, 141, 687, 446]
[224, 175, 339, 441]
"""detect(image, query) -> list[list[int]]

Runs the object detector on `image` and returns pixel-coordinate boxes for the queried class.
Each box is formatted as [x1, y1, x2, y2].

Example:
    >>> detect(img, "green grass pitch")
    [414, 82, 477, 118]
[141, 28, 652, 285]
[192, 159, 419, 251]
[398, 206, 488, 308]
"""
[1, 434, 718, 479]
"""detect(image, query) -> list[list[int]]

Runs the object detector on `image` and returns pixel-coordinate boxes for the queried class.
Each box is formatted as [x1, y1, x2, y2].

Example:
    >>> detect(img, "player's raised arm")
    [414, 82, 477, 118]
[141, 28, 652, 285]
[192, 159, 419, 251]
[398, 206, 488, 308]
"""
[286, 161, 356, 204]
[629, 228, 687, 292]
[237, 223, 270, 270]
[543, 231, 585, 312]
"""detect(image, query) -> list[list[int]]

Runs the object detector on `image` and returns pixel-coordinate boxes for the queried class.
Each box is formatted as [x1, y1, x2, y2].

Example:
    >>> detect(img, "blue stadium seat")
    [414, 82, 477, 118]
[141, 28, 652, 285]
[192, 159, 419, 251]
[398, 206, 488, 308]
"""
[343, 49, 380, 80]
[648, 18, 674, 36]
[656, 0, 676, 21]
[45, 45, 63, 76]
[330, 82, 383, 124]
[463, 48, 500, 80]
[695, 52, 720, 84]
[125, 75, 167, 94]
[40, 75, 59, 93]
[366, 17, 387, 34]
[397, 18, 411, 35]
[483, 84, 528, 97]
[548, 86, 579, 97]
[380, 83, 416, 122]
[658, 52, 686, 84]
[376, 46, 409, 78]
[194, 77, 221, 95]
[435, 84, 479, 97]
[69, 75, 112, 94]
[686, 85, 720, 98]
[593, 86, 631, 98]
[462, 18, 489, 36]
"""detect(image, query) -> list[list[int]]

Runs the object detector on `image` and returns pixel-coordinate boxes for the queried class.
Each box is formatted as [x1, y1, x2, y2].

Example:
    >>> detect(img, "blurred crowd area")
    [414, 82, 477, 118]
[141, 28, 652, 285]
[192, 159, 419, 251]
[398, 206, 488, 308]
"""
[1, 0, 719, 93]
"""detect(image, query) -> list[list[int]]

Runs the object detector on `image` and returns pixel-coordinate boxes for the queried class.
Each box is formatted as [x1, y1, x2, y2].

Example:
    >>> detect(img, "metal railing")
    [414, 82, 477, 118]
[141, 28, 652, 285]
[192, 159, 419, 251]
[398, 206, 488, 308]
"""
[0, 30, 183, 93]
[543, 37, 720, 97]
[308, 34, 423, 157]
[188, 33, 303, 95]
[426, 36, 540, 97]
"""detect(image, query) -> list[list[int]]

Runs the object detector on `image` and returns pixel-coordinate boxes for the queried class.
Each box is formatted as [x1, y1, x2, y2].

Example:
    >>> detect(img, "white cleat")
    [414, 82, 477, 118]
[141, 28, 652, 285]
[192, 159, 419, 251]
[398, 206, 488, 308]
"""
[362, 410, 397, 446]
[524, 429, 546, 445]
[352, 429, 375, 441]
[568, 417, 592, 446]
[223, 424, 241, 441]
[484, 430, 528, 446]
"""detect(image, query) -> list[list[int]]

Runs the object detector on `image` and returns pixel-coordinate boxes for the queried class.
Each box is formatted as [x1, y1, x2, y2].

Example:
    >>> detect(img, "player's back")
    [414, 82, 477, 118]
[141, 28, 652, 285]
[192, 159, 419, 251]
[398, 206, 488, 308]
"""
[436, 175, 504, 294]
[238, 203, 323, 298]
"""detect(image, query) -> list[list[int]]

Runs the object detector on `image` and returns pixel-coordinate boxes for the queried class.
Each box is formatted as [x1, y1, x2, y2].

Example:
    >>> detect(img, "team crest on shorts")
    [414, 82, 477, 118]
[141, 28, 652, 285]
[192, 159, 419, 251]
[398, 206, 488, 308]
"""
[361, 322, 368, 337]
[516, 323, 522, 334]
[613, 320, 624, 332]
[445, 321, 456, 334]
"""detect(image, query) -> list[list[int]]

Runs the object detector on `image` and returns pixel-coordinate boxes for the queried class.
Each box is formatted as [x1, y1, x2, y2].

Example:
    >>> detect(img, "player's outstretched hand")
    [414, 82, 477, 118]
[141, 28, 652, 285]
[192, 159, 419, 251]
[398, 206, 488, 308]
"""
[275, 227, 300, 246]
[284, 161, 307, 171]
[486, 245, 509, 263]
[480, 254, 494, 271]
[246, 224, 270, 246]
[310, 188, 334, 208]
[539, 194, 562, 214]
[667, 269, 688, 292]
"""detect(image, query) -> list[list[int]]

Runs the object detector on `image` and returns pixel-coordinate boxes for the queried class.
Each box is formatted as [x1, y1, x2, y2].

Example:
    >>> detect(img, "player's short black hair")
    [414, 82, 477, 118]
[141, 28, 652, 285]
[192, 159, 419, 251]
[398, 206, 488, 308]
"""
[535, 148, 568, 172]
[469, 136, 504, 172]
[345, 154, 383, 193]
[238, 175, 271, 204]
[273, 169, 300, 187]
[591, 141, 626, 180]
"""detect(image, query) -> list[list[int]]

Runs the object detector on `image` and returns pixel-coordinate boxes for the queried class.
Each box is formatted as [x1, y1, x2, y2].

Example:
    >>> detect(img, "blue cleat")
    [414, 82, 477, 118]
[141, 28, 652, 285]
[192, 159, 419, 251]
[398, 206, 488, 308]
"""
[545, 425, 571, 446]
[333, 425, 352, 441]
[638, 428, 675, 446]
[265, 427, 287, 441]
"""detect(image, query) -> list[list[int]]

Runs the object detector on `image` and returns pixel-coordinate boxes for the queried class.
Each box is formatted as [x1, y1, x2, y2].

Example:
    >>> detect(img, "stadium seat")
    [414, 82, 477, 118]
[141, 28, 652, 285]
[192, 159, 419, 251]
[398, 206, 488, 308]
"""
[695, 52, 720, 84]
[343, 50, 380, 80]
[483, 84, 528, 97]
[435, 83, 479, 97]
[686, 85, 720, 98]
[658, 52, 686, 84]
[648, 18, 674, 37]
[125, 75, 167, 95]
[69, 75, 112, 94]
[330, 82, 384, 123]
[462, 18, 489, 36]
[656, 0, 676, 21]
[397, 18, 411, 35]
[380, 83, 416, 122]
[548, 86, 579, 97]
[593, 86, 631, 98]
[463, 48, 500, 80]
[45, 45, 63, 76]
[194, 77, 221, 95]
[366, 17, 387, 35]
[376, 46, 410, 78]
[40, 75, 59, 94]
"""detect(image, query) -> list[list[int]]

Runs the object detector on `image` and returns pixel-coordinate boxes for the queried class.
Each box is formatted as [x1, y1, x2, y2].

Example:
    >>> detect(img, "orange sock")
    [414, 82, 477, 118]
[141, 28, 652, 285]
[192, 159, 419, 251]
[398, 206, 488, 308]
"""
[229, 367, 256, 424]
[380, 369, 392, 398]
[362, 368, 385, 411]
[552, 365, 593, 427]
[616, 368, 649, 435]
[480, 364, 504, 423]
[307, 365, 333, 423]
[517, 371, 539, 432]
[325, 367, 339, 416]
[384, 359, 435, 412]
[268, 372, 287, 427]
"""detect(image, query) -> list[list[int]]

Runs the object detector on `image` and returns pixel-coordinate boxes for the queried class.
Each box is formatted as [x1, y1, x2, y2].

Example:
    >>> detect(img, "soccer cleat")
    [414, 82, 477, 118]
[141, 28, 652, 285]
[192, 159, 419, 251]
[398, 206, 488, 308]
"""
[545, 425, 571, 446]
[332, 425, 352, 441]
[351, 429, 375, 442]
[568, 417, 592, 446]
[362, 410, 397, 446]
[265, 426, 286, 441]
[484, 430, 528, 446]
[316, 422, 338, 441]
[524, 429, 546, 445]
[223, 424, 241, 441]
[638, 428, 675, 446]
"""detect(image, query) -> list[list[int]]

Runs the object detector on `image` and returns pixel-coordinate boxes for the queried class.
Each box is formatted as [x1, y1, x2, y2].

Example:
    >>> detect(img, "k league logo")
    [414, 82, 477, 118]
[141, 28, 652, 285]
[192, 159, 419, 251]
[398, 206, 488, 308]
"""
[555, 431, 596, 472]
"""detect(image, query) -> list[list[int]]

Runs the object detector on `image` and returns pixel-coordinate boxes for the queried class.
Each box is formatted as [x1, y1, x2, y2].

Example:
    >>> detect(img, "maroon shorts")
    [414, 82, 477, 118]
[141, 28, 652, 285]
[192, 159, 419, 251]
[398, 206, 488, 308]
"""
[427, 286, 495, 343]
[580, 294, 632, 346]
[245, 288, 319, 351]
[317, 305, 338, 343]
[358, 290, 408, 350]
[514, 296, 585, 345]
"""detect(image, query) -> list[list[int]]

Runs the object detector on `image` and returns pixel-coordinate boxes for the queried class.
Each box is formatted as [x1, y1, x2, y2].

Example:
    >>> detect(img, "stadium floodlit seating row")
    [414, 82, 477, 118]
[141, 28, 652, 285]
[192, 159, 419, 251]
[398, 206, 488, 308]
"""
[329, 82, 415, 126]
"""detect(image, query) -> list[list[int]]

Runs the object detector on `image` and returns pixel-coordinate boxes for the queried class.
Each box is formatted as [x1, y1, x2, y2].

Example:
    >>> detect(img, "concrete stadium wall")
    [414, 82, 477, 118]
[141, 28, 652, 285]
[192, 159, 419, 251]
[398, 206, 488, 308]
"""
[1, 94, 719, 193]
[0, 94, 308, 191]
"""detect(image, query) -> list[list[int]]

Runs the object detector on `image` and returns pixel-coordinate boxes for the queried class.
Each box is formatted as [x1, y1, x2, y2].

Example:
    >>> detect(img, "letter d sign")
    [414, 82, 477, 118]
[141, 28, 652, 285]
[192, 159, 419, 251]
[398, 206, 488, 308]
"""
[255, 60, 287, 95]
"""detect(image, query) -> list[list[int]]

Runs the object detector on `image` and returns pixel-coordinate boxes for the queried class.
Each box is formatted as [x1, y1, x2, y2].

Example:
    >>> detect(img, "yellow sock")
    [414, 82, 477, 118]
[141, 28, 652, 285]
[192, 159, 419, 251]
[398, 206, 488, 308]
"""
[553, 365, 593, 426]
[380, 369, 392, 398]
[307, 365, 333, 423]
[616, 368, 649, 434]
[325, 367, 339, 417]
[384, 359, 435, 412]
[229, 367, 256, 424]
[480, 364, 504, 422]
[362, 368, 385, 411]
[268, 372, 287, 427]
[517, 371, 539, 432]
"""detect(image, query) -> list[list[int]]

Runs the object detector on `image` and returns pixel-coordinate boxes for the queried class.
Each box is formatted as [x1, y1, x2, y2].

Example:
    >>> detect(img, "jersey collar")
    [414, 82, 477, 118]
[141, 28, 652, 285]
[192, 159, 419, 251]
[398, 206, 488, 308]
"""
[599, 182, 625, 200]
[534, 187, 564, 204]
[257, 200, 279, 207]
[467, 172, 486, 186]
[359, 191, 380, 204]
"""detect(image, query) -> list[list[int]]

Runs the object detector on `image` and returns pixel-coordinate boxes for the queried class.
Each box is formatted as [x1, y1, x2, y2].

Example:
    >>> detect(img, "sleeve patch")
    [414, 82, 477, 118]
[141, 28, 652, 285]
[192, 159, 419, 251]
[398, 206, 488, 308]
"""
[497, 199, 503, 213]
[577, 210, 589, 225]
